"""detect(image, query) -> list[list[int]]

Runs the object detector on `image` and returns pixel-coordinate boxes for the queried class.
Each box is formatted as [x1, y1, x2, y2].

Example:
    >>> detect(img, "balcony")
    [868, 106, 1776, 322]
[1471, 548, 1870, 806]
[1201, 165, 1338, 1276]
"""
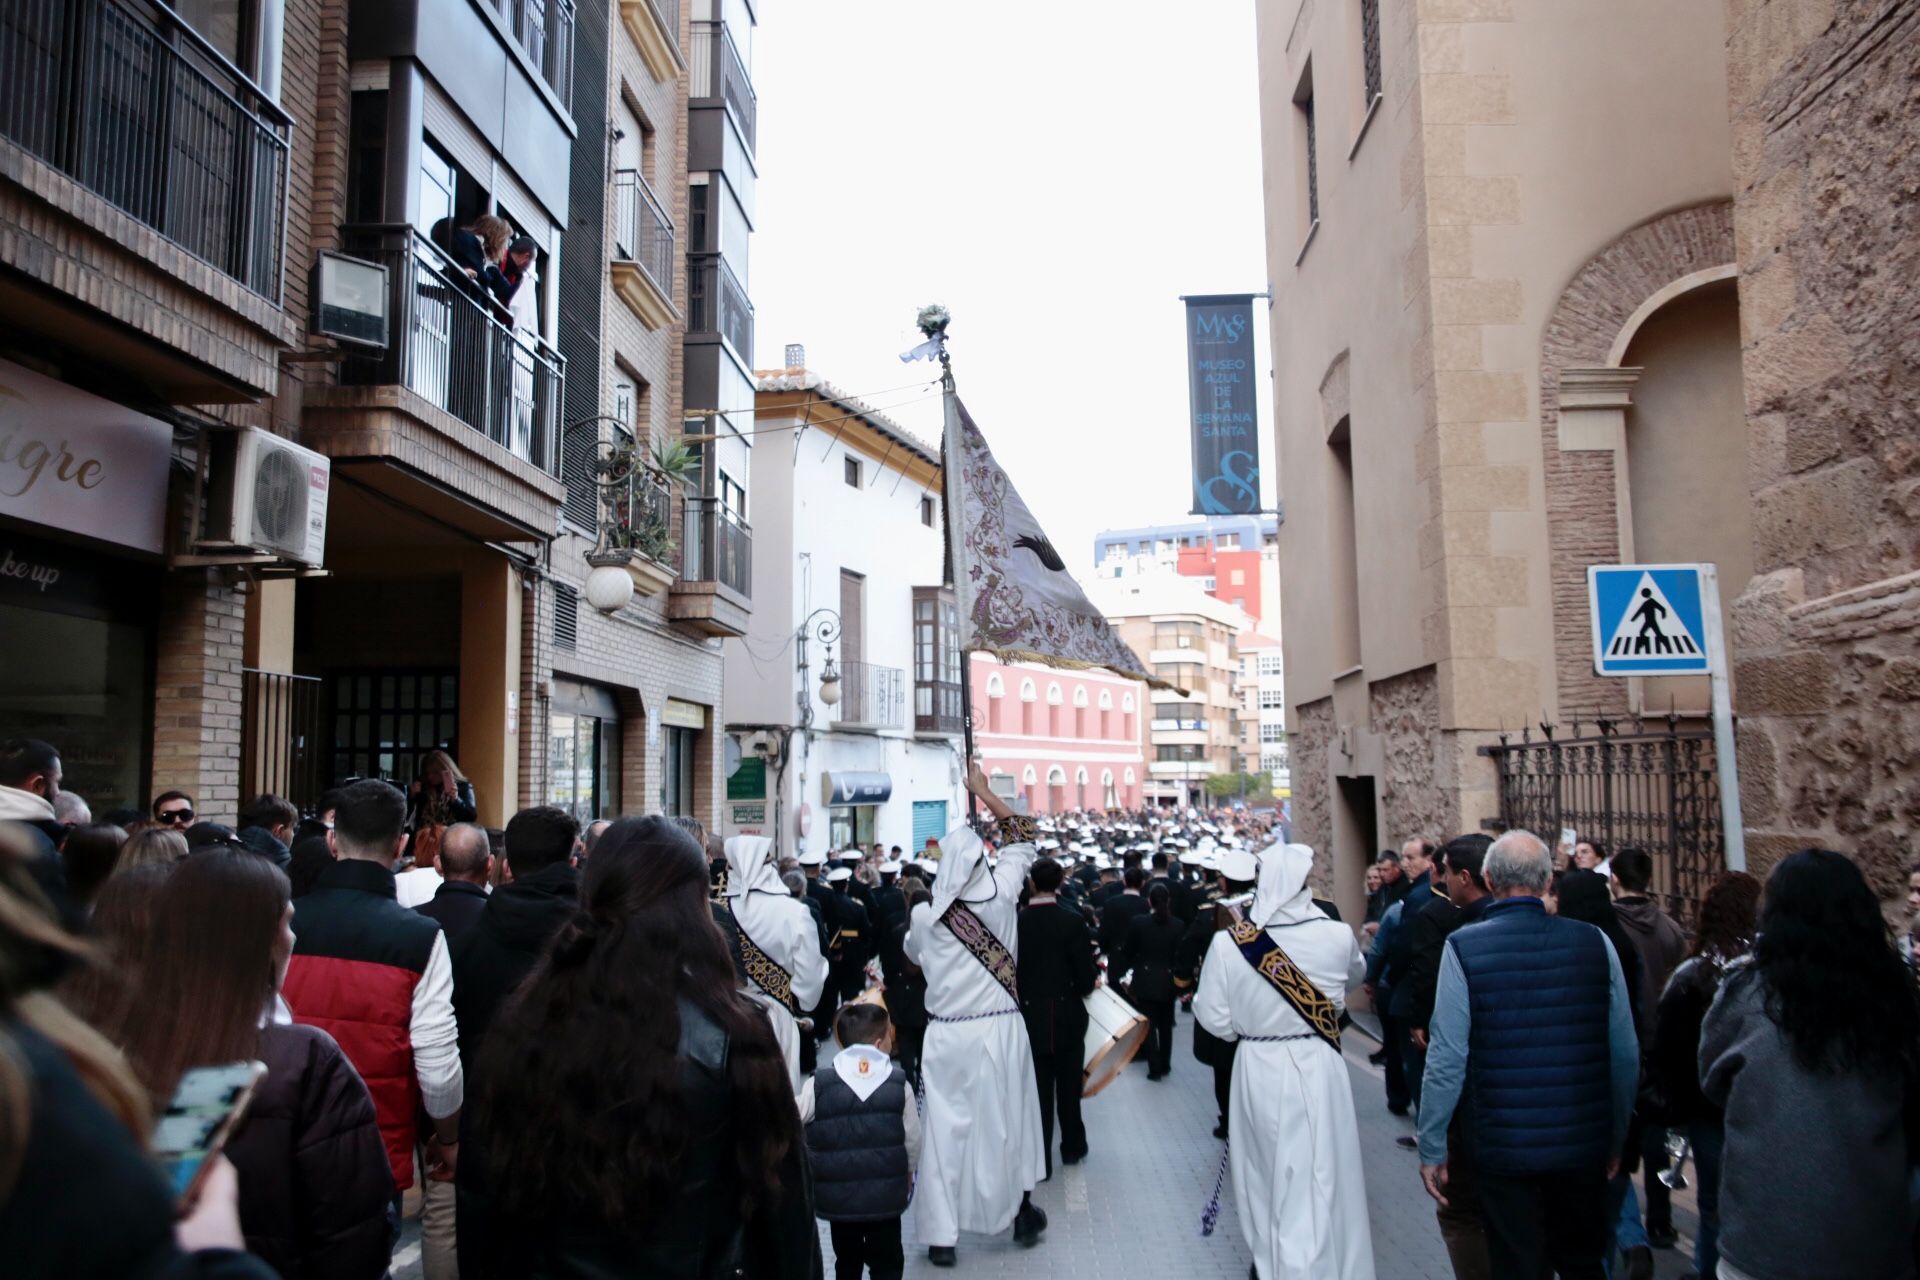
[668, 495, 752, 636]
[915, 681, 964, 736]
[689, 21, 755, 152]
[618, 0, 682, 83]
[687, 253, 753, 363]
[481, 0, 576, 105]
[304, 225, 566, 542]
[912, 586, 963, 735]
[611, 169, 677, 329]
[832, 661, 906, 731]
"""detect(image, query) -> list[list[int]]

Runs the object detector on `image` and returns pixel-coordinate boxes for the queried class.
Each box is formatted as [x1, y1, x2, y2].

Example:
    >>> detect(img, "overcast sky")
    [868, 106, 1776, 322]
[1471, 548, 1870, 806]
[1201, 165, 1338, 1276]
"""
[751, 0, 1273, 576]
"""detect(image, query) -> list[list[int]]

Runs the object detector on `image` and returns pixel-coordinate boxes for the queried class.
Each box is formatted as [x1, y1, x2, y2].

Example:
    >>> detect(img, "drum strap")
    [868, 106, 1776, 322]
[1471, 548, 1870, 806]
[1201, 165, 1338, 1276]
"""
[940, 900, 1020, 1005]
[1226, 919, 1341, 1051]
[736, 919, 800, 1018]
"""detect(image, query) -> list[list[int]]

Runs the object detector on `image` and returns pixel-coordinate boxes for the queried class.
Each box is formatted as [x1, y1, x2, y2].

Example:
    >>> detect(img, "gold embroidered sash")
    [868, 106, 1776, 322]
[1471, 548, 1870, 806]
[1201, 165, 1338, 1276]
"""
[1227, 918, 1341, 1050]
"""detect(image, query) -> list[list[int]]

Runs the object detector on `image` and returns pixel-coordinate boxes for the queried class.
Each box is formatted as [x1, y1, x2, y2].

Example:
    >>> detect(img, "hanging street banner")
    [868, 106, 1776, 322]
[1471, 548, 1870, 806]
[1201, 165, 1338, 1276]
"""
[1183, 295, 1262, 516]
[942, 393, 1175, 691]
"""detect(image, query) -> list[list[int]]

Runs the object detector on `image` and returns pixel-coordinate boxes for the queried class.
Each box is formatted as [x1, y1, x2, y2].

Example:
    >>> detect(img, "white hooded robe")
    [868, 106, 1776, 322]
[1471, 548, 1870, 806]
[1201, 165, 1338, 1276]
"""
[725, 835, 828, 1092]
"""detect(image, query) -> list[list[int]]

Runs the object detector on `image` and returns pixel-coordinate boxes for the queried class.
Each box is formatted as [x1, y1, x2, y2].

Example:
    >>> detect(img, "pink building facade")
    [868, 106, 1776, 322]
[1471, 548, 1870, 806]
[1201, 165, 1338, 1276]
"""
[970, 654, 1148, 814]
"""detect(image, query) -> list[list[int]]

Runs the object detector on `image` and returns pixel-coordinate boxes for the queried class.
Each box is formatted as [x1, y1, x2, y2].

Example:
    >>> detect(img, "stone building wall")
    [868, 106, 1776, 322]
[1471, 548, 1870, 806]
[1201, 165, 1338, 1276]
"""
[1290, 697, 1335, 897]
[1724, 0, 1920, 899]
[1369, 667, 1451, 847]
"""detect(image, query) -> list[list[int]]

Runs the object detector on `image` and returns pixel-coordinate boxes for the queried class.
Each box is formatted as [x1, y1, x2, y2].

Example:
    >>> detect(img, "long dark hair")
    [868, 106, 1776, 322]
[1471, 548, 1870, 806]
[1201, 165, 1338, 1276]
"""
[58, 862, 175, 1034]
[1690, 871, 1761, 964]
[1752, 849, 1920, 1077]
[114, 850, 290, 1103]
[476, 816, 798, 1230]
[1148, 882, 1171, 926]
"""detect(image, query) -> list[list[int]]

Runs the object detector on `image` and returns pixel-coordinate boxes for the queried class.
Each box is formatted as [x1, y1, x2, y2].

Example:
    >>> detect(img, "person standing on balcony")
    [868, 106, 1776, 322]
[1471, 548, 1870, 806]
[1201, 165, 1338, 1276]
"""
[500, 234, 540, 460]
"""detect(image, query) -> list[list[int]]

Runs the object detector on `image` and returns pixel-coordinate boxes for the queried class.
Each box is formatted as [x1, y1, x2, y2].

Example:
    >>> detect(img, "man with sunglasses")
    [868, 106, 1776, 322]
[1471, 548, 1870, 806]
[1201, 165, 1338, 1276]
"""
[152, 790, 195, 829]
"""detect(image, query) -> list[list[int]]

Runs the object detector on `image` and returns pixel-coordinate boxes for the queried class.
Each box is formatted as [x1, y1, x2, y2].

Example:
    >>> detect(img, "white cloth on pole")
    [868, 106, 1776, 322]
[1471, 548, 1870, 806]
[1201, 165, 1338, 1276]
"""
[904, 827, 1045, 1247]
[1194, 843, 1374, 1280]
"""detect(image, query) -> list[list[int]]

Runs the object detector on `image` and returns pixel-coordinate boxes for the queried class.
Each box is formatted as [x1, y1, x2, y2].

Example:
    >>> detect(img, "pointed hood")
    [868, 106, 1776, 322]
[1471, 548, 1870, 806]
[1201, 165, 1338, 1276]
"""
[930, 823, 990, 920]
[1251, 841, 1323, 927]
[724, 834, 781, 899]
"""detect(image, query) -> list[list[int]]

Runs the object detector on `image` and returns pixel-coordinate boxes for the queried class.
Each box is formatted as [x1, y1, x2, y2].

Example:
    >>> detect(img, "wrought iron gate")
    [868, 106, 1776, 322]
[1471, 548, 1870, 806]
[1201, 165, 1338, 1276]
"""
[1480, 716, 1724, 924]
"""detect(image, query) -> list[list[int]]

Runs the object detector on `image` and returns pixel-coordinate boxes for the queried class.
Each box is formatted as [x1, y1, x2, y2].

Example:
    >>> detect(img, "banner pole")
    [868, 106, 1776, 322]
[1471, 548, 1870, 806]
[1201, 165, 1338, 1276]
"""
[938, 338, 980, 827]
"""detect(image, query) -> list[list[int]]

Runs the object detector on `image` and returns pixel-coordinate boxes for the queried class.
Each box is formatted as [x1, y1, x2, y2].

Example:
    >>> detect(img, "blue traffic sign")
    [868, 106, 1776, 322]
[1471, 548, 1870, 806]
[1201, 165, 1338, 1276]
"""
[1588, 565, 1712, 676]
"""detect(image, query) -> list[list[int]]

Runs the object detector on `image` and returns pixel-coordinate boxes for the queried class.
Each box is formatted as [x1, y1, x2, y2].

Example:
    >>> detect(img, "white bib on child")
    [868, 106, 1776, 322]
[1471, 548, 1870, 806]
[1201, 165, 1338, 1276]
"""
[832, 1044, 894, 1101]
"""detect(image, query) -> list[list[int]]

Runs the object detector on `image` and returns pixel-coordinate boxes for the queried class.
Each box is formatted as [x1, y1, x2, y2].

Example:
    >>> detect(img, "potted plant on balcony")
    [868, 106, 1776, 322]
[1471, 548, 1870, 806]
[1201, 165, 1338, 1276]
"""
[584, 437, 702, 601]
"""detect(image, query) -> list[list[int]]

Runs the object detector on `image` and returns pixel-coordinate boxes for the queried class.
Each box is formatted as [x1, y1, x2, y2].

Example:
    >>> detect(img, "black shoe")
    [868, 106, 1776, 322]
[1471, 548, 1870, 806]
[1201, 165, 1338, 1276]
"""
[1012, 1202, 1048, 1246]
[1147, 1069, 1167, 1081]
[1395, 1136, 1419, 1150]
[1213, 1120, 1229, 1140]
[1624, 1245, 1654, 1280]
[1367, 1049, 1388, 1065]
[1648, 1224, 1679, 1249]
[928, 1245, 957, 1267]
[1387, 1103, 1410, 1117]
[1061, 1148, 1086, 1166]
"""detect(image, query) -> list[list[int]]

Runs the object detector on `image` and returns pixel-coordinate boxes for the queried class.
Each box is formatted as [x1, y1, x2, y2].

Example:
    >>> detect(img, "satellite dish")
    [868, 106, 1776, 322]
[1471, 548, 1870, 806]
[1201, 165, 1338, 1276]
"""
[724, 734, 742, 779]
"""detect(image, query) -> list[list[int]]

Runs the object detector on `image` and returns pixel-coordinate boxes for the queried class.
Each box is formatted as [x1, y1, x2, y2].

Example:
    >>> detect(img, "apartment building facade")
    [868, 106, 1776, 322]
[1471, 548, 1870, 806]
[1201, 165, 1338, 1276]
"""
[1238, 632, 1289, 799]
[0, 0, 752, 834]
[722, 369, 964, 859]
[972, 655, 1147, 816]
[1093, 514, 1282, 634]
[1085, 575, 1250, 810]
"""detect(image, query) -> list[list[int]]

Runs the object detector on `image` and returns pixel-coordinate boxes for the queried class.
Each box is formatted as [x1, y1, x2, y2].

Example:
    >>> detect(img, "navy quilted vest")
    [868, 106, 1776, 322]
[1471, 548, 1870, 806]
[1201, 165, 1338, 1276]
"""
[1449, 898, 1615, 1175]
[806, 1064, 910, 1221]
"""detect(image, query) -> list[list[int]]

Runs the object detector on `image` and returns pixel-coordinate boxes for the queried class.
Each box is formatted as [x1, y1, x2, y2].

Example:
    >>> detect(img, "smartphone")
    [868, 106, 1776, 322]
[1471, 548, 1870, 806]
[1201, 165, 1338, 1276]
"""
[151, 1061, 267, 1206]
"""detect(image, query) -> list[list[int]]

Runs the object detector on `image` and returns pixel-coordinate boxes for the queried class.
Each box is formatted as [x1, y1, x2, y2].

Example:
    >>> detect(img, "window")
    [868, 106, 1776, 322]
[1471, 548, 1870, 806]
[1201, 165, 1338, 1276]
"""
[844, 456, 861, 487]
[1361, 0, 1383, 104]
[1261, 723, 1287, 744]
[920, 495, 936, 526]
[1218, 533, 1240, 550]
[1259, 688, 1285, 709]
[1259, 653, 1285, 677]
[1156, 745, 1200, 764]
[1329, 419, 1361, 668]
[662, 725, 697, 817]
[329, 670, 458, 786]
[913, 586, 963, 734]
[1294, 66, 1319, 234]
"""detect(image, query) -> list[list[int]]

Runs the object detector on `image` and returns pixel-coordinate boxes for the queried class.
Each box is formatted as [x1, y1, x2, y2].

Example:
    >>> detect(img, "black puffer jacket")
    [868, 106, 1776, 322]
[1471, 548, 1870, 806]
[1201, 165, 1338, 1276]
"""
[479, 997, 822, 1280]
[225, 1022, 392, 1279]
[0, 1019, 277, 1280]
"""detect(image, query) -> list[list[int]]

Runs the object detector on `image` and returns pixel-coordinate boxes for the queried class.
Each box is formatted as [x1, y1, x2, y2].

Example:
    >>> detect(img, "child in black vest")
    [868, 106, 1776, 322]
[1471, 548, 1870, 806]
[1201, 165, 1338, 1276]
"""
[800, 1001, 921, 1280]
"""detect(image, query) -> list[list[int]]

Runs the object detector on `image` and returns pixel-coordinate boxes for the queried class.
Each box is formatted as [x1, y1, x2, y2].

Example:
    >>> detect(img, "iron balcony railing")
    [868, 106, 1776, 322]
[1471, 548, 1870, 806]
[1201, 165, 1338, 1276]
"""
[481, 0, 575, 106]
[613, 168, 675, 302]
[689, 20, 755, 150]
[0, 0, 291, 298]
[341, 224, 564, 475]
[688, 253, 753, 363]
[241, 669, 325, 815]
[604, 456, 678, 569]
[833, 661, 906, 731]
[681, 495, 751, 597]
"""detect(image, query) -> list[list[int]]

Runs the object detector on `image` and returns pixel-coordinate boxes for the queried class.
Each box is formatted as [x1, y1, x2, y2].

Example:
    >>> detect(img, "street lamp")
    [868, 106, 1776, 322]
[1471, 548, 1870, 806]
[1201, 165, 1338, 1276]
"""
[796, 607, 844, 727]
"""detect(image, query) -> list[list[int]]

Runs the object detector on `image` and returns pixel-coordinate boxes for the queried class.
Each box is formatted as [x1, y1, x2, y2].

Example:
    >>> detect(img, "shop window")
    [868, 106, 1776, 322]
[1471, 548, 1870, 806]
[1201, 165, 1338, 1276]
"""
[549, 681, 621, 823]
[662, 724, 697, 817]
[329, 669, 458, 786]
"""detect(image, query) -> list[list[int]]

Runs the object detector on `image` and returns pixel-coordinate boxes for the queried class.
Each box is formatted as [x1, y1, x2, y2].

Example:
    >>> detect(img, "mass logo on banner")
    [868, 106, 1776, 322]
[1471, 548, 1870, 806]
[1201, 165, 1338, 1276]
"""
[1587, 566, 1711, 677]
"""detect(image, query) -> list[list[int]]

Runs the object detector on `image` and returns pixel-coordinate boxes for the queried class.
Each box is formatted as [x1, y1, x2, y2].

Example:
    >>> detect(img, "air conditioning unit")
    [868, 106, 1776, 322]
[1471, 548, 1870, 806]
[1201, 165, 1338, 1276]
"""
[202, 428, 331, 567]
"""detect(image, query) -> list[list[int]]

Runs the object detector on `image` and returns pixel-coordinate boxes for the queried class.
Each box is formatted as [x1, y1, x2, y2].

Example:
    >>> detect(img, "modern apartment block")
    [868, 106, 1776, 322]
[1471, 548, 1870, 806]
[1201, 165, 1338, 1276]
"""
[1092, 514, 1281, 634]
[0, 0, 757, 834]
[1237, 632, 1289, 799]
[1085, 575, 1251, 810]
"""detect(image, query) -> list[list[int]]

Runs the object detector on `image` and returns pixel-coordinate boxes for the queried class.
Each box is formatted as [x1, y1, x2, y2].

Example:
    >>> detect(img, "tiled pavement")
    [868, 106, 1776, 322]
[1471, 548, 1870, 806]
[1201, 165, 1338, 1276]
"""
[396, 1010, 1707, 1278]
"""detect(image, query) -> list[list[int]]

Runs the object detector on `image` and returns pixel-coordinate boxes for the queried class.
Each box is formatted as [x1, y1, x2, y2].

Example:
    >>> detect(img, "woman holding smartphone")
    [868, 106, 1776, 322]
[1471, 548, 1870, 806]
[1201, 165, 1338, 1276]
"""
[116, 849, 393, 1279]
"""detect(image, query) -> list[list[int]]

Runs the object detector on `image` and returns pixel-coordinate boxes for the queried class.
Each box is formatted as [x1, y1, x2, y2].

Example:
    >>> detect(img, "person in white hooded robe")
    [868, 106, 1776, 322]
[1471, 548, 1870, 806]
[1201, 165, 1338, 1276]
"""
[724, 833, 829, 1092]
[904, 766, 1049, 1266]
[1194, 841, 1375, 1280]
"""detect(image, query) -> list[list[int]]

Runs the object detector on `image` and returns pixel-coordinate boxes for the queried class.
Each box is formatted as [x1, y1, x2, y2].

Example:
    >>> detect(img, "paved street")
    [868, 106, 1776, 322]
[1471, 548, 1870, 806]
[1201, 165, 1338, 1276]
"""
[398, 1010, 1706, 1279]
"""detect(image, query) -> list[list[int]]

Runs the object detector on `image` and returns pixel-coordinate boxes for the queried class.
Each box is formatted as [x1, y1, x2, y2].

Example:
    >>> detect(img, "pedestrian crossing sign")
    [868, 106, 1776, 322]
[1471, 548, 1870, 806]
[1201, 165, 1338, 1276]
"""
[1587, 564, 1713, 676]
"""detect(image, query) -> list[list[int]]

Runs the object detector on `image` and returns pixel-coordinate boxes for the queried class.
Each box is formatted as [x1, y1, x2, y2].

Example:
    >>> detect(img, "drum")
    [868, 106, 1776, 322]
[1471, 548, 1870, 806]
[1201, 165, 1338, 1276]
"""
[1082, 984, 1149, 1097]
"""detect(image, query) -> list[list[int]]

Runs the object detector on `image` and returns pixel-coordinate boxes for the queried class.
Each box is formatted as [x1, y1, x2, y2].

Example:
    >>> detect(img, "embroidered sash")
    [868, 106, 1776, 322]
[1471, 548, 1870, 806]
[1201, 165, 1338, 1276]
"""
[1227, 919, 1341, 1051]
[737, 919, 800, 1018]
[941, 900, 1020, 1005]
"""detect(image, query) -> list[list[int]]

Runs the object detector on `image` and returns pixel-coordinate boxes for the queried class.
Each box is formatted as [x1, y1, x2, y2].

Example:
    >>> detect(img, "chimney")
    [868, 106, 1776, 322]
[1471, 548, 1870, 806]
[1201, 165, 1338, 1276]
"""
[784, 343, 806, 370]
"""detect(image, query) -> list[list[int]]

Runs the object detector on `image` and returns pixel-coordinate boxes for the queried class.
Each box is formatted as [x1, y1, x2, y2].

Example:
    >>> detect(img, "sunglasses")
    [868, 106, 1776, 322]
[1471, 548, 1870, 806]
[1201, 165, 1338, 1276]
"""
[159, 808, 194, 824]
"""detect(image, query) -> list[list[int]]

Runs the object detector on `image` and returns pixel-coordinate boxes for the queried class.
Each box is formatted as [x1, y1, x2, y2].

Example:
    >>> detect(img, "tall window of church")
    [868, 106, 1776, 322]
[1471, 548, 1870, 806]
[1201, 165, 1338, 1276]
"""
[1328, 418, 1361, 669]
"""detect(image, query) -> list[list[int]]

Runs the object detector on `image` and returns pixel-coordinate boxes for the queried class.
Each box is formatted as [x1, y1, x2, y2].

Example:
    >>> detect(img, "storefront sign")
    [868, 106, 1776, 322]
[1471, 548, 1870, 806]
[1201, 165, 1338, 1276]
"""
[661, 698, 708, 729]
[0, 357, 173, 553]
[823, 771, 892, 807]
[728, 755, 766, 801]
[730, 802, 767, 832]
